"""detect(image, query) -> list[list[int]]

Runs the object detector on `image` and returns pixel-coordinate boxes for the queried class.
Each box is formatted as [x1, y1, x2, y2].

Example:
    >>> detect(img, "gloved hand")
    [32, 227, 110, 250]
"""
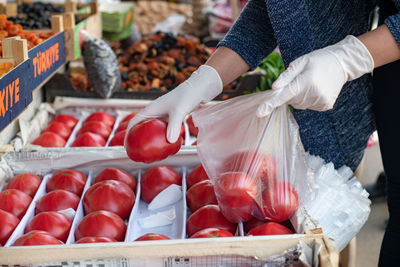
[257, 35, 374, 117]
[125, 65, 223, 143]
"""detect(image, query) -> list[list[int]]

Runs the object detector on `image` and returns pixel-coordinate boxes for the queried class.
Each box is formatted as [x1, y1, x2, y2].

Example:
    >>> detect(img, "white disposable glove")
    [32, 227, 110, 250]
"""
[257, 35, 374, 117]
[125, 65, 223, 143]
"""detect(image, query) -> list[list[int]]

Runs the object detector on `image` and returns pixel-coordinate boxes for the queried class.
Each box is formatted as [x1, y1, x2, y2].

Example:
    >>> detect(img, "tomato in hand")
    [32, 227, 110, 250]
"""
[43, 122, 72, 140]
[51, 114, 78, 129]
[78, 121, 112, 141]
[0, 189, 32, 219]
[6, 173, 41, 198]
[135, 233, 170, 241]
[190, 228, 233, 238]
[35, 190, 80, 214]
[46, 169, 87, 197]
[93, 168, 136, 191]
[223, 150, 277, 185]
[83, 180, 135, 219]
[75, 236, 117, 243]
[84, 112, 115, 127]
[25, 211, 72, 242]
[258, 181, 298, 222]
[75, 210, 126, 241]
[32, 132, 66, 147]
[13, 230, 62, 246]
[0, 209, 20, 246]
[71, 132, 106, 147]
[186, 165, 209, 189]
[186, 180, 217, 212]
[141, 166, 181, 203]
[186, 205, 236, 237]
[125, 119, 182, 163]
[247, 222, 293, 236]
[214, 172, 258, 223]
[109, 130, 126, 146]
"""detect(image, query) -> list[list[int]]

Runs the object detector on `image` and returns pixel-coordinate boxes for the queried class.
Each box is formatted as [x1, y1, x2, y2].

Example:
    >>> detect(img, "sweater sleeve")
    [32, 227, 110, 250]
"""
[385, 1, 400, 46]
[217, 0, 277, 70]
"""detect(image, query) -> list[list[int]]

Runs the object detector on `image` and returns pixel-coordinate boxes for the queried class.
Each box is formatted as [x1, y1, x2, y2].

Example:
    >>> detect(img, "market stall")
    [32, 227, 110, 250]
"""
[0, 1, 375, 266]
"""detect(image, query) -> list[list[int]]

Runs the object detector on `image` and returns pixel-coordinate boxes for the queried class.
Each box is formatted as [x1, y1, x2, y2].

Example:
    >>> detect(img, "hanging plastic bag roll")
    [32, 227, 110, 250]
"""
[192, 92, 314, 223]
[81, 30, 121, 98]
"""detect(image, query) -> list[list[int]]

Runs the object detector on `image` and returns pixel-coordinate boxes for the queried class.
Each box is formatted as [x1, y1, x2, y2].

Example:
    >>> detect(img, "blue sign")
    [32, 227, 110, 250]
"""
[28, 31, 66, 90]
[0, 60, 31, 131]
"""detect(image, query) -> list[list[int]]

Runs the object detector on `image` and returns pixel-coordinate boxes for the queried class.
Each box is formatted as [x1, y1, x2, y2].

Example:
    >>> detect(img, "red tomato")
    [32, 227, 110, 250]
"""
[121, 112, 137, 123]
[32, 132, 66, 147]
[135, 233, 170, 241]
[186, 205, 236, 237]
[71, 132, 106, 147]
[78, 121, 112, 141]
[46, 169, 87, 196]
[84, 112, 115, 127]
[0, 209, 20, 246]
[25, 211, 72, 242]
[115, 121, 129, 133]
[93, 168, 136, 191]
[75, 236, 117, 243]
[258, 181, 298, 222]
[43, 122, 72, 140]
[187, 165, 209, 189]
[83, 180, 135, 219]
[243, 217, 268, 234]
[13, 230, 62, 246]
[51, 114, 78, 129]
[75, 210, 126, 241]
[214, 172, 258, 223]
[6, 173, 41, 198]
[186, 180, 217, 212]
[187, 115, 198, 136]
[0, 189, 32, 219]
[109, 130, 126, 146]
[35, 190, 80, 214]
[141, 166, 181, 203]
[125, 119, 182, 163]
[223, 150, 277, 185]
[190, 228, 233, 238]
[247, 222, 293, 236]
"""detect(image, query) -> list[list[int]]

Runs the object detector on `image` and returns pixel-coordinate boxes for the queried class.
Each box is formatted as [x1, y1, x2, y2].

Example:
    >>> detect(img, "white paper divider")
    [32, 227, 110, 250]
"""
[64, 111, 89, 148]
[125, 170, 142, 242]
[128, 167, 185, 241]
[4, 173, 52, 247]
[65, 170, 94, 244]
[181, 167, 187, 239]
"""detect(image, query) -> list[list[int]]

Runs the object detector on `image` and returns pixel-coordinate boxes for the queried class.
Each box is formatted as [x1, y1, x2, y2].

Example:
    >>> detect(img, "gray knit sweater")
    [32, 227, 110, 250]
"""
[219, 0, 400, 171]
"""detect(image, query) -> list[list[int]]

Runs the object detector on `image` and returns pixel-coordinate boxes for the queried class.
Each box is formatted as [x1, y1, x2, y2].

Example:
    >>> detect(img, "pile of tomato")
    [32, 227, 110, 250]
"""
[32, 114, 78, 147]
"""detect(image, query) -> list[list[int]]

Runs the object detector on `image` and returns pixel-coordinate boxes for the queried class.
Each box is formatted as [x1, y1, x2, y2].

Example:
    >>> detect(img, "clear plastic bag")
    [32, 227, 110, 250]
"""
[192, 92, 314, 223]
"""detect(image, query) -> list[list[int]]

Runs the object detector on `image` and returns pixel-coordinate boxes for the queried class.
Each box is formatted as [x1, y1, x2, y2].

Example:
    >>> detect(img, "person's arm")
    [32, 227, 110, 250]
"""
[256, 11, 400, 117]
[205, 47, 249, 86]
[358, 24, 400, 67]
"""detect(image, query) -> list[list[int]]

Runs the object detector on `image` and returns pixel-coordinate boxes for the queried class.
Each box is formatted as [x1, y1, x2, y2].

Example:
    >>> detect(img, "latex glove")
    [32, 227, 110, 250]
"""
[257, 35, 374, 117]
[125, 65, 223, 143]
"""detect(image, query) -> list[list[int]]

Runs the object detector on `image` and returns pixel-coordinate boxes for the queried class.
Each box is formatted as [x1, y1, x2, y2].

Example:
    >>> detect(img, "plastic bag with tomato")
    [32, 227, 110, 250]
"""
[192, 92, 314, 223]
